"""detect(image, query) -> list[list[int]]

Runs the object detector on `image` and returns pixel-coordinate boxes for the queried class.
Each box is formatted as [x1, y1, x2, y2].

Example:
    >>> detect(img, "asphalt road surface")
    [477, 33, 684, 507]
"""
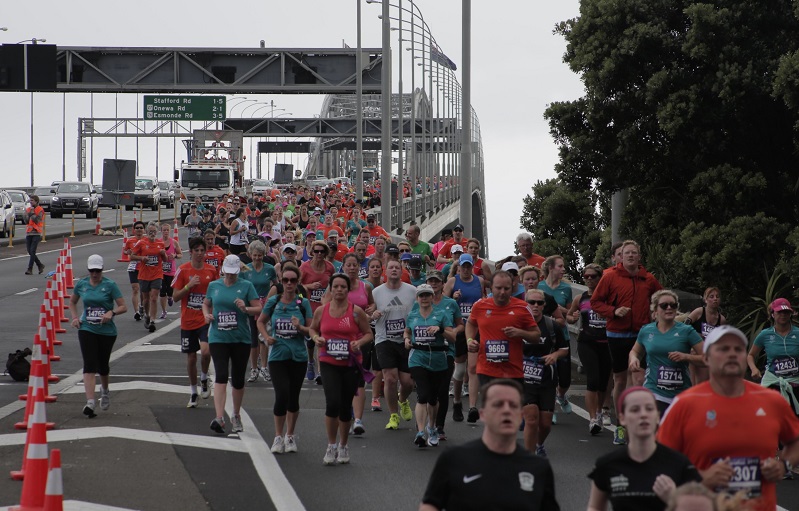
[0, 231, 797, 510]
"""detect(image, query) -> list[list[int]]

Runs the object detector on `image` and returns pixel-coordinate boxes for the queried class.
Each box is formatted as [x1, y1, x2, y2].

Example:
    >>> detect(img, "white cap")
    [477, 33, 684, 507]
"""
[87, 254, 104, 270]
[222, 254, 241, 275]
[501, 261, 520, 272]
[703, 325, 748, 354]
[451, 244, 464, 254]
[416, 284, 434, 296]
[282, 243, 298, 253]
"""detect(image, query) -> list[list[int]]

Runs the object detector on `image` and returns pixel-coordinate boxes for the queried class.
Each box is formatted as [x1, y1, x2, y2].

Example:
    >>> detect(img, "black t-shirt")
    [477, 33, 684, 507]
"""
[588, 443, 700, 511]
[422, 439, 560, 511]
[522, 316, 567, 386]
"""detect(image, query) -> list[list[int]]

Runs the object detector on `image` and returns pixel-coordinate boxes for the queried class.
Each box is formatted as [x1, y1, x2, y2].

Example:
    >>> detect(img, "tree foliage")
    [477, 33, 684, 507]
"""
[527, 0, 799, 317]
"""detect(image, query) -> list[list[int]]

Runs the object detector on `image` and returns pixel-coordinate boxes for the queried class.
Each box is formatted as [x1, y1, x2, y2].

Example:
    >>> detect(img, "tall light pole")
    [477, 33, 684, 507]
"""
[380, 0, 393, 229]
[356, 0, 364, 201]
[460, 0, 472, 236]
[18, 38, 47, 186]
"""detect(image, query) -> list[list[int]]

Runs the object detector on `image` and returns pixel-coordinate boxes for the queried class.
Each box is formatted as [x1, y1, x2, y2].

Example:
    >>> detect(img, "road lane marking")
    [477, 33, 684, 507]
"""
[15, 288, 38, 295]
[128, 344, 182, 353]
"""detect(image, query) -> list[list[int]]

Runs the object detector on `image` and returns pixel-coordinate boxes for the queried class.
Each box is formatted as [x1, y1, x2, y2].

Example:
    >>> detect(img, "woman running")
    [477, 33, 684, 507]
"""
[228, 208, 249, 256]
[309, 273, 373, 465]
[300, 240, 336, 382]
[538, 255, 574, 415]
[684, 287, 726, 384]
[241, 241, 277, 383]
[159, 222, 182, 319]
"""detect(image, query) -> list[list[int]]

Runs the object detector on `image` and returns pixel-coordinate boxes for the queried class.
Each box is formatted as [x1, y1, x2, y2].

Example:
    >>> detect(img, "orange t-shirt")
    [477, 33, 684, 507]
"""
[204, 246, 225, 274]
[133, 238, 165, 281]
[172, 262, 219, 330]
[321, 225, 344, 240]
[439, 237, 471, 260]
[124, 236, 144, 271]
[525, 253, 546, 268]
[657, 381, 799, 511]
[366, 225, 389, 244]
[468, 297, 537, 379]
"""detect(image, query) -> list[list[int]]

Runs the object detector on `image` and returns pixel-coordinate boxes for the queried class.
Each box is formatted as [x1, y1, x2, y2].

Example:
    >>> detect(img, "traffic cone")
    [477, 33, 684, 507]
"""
[117, 228, 130, 262]
[15, 349, 56, 429]
[18, 334, 57, 402]
[63, 240, 74, 290]
[94, 208, 102, 235]
[56, 254, 69, 313]
[10, 387, 50, 506]
[49, 277, 67, 333]
[44, 282, 63, 346]
[173, 219, 179, 241]
[39, 304, 61, 364]
[42, 449, 63, 511]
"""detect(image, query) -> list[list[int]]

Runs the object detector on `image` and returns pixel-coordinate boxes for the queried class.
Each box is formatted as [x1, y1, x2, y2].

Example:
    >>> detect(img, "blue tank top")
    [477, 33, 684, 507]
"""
[453, 275, 482, 320]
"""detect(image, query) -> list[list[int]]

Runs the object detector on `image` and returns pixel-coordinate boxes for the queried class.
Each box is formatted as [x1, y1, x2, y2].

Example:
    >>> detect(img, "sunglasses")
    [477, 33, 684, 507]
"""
[399, 249, 411, 253]
[282, 277, 298, 284]
[583, 274, 598, 279]
[313, 250, 327, 254]
[88, 269, 103, 273]
[526, 300, 546, 306]
[283, 249, 296, 254]
[658, 302, 678, 310]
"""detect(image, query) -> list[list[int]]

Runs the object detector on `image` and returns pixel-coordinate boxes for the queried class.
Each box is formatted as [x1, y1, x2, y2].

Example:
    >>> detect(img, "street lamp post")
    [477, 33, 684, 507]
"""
[460, 0, 472, 236]
[17, 38, 47, 186]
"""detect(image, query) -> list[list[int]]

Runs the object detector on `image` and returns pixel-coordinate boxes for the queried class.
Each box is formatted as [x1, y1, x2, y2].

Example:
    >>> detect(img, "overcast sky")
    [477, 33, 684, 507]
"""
[0, 0, 583, 258]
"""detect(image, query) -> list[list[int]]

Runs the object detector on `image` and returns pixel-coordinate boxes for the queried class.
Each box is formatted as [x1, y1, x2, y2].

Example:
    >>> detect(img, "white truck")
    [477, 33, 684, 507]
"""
[178, 130, 243, 223]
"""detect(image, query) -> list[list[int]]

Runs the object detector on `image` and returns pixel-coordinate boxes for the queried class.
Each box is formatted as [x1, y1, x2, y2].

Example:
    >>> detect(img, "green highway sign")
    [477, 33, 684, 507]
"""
[143, 96, 226, 121]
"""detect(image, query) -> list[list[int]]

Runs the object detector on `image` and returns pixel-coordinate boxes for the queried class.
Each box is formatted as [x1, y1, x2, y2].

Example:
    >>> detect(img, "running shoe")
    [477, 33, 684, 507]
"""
[353, 419, 365, 436]
[315, 375, 322, 385]
[139, 305, 145, 316]
[144, 315, 151, 329]
[248, 368, 258, 383]
[260, 367, 271, 382]
[461, 385, 469, 397]
[83, 401, 96, 418]
[466, 406, 479, 423]
[187, 393, 199, 408]
[552, 412, 558, 425]
[535, 444, 548, 458]
[210, 417, 226, 434]
[556, 394, 573, 414]
[200, 379, 210, 399]
[133, 312, 142, 321]
[399, 400, 413, 421]
[306, 362, 316, 381]
[284, 435, 297, 453]
[271, 436, 285, 454]
[99, 389, 110, 411]
[323, 444, 338, 465]
[436, 427, 447, 441]
[589, 418, 602, 436]
[602, 408, 612, 426]
[337, 444, 350, 464]
[385, 413, 400, 430]
[167, 297, 174, 307]
[448, 382, 454, 397]
[427, 426, 439, 447]
[613, 425, 627, 445]
[231, 414, 243, 433]
[371, 398, 382, 411]
[414, 431, 427, 448]
[159, 311, 167, 320]
[452, 402, 464, 422]
[148, 321, 156, 333]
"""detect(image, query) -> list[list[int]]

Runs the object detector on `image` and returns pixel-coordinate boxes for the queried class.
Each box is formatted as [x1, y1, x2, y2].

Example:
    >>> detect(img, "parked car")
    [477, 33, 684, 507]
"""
[129, 176, 160, 211]
[50, 181, 99, 219]
[0, 190, 15, 238]
[93, 185, 105, 208]
[158, 181, 176, 208]
[32, 186, 56, 212]
[251, 179, 276, 195]
[5, 190, 31, 224]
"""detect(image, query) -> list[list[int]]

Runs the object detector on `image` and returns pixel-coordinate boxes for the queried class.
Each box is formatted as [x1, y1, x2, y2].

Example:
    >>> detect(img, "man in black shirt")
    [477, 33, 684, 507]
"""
[420, 379, 560, 511]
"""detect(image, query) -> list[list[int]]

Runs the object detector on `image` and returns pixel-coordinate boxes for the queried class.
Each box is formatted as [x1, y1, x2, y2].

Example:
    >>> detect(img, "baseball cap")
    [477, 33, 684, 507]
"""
[770, 298, 794, 313]
[327, 230, 339, 238]
[386, 244, 400, 255]
[501, 261, 520, 273]
[408, 255, 423, 270]
[451, 244, 464, 254]
[304, 230, 316, 238]
[453, 224, 464, 231]
[367, 214, 376, 220]
[87, 254, 104, 270]
[282, 243, 298, 253]
[426, 270, 445, 282]
[222, 255, 241, 275]
[702, 325, 748, 354]
[459, 254, 474, 266]
[416, 284, 434, 296]
[400, 252, 413, 261]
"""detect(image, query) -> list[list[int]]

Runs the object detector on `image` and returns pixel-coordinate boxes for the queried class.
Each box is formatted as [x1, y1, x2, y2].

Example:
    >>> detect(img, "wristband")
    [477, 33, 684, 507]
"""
[184, 285, 190, 291]
[467, 338, 477, 344]
[111, 311, 117, 317]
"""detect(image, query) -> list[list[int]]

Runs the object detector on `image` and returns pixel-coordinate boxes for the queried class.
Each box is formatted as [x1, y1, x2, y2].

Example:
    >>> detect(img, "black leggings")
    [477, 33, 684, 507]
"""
[556, 352, 571, 390]
[269, 359, 306, 416]
[410, 366, 446, 406]
[159, 275, 174, 297]
[78, 330, 116, 375]
[577, 341, 612, 392]
[436, 357, 456, 429]
[320, 363, 359, 422]
[209, 342, 250, 389]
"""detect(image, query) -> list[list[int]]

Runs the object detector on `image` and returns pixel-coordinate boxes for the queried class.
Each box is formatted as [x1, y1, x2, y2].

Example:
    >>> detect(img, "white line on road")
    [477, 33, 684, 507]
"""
[127, 344, 182, 353]
[14, 288, 38, 295]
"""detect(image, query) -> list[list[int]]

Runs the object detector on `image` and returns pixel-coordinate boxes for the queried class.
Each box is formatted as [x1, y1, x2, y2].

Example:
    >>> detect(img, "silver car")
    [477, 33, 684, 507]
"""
[0, 191, 15, 238]
[5, 190, 31, 224]
[32, 186, 56, 212]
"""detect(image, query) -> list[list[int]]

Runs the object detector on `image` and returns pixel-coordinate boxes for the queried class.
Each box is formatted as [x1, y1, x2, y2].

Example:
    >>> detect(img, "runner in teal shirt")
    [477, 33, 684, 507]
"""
[261, 294, 313, 362]
[204, 276, 260, 344]
[73, 275, 124, 337]
[406, 304, 454, 372]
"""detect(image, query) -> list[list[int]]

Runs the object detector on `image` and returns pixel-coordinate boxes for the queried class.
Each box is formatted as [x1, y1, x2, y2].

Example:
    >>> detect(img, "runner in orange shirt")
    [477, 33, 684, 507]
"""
[202, 230, 224, 277]
[124, 221, 147, 321]
[365, 214, 390, 245]
[516, 232, 546, 268]
[436, 224, 470, 268]
[132, 222, 167, 332]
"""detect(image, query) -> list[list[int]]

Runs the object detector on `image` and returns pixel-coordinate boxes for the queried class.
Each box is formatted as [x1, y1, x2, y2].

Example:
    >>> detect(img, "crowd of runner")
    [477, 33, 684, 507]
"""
[65, 181, 799, 510]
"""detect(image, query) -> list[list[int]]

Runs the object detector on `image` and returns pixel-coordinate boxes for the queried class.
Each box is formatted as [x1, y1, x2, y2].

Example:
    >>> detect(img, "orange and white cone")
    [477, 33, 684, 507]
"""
[10, 386, 50, 500]
[118, 228, 130, 262]
[15, 351, 55, 429]
[63, 241, 74, 291]
[42, 449, 63, 511]
[173, 219, 180, 241]
[49, 277, 67, 333]
[44, 282, 63, 346]
[38, 305, 60, 366]
[94, 209, 102, 235]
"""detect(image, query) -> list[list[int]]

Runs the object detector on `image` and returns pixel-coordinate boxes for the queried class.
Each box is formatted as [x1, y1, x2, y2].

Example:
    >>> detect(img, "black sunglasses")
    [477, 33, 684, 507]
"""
[282, 277, 298, 284]
[583, 274, 598, 279]
[526, 299, 546, 306]
[658, 302, 678, 310]
[88, 268, 103, 273]
[313, 250, 327, 254]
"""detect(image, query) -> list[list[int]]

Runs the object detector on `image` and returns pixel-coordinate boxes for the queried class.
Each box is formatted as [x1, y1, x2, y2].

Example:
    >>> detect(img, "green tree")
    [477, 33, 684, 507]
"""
[540, 0, 799, 310]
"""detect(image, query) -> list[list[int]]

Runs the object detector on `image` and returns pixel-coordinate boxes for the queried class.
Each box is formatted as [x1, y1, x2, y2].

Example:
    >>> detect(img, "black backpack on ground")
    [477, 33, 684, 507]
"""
[5, 348, 32, 382]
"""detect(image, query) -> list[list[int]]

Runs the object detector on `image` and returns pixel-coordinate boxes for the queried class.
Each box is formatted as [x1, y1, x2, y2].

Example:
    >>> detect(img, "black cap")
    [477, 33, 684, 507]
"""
[408, 255, 423, 269]
[454, 223, 464, 231]
[386, 244, 400, 255]
[441, 228, 453, 236]
[367, 213, 376, 220]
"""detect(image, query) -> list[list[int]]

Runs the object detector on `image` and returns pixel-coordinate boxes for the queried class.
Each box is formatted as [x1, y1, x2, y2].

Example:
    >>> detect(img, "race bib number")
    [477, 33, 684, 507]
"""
[217, 311, 238, 331]
[359, 266, 368, 279]
[274, 318, 297, 338]
[700, 322, 716, 339]
[369, 236, 377, 245]
[385, 318, 406, 336]
[459, 303, 472, 318]
[146, 255, 159, 266]
[162, 260, 173, 273]
[523, 358, 544, 384]
[587, 310, 606, 329]
[723, 457, 761, 497]
[485, 340, 510, 363]
[127, 261, 138, 272]
[85, 307, 106, 325]
[206, 258, 219, 268]
[326, 339, 350, 360]
[657, 365, 684, 390]
[310, 288, 325, 303]
[771, 356, 799, 377]
[187, 293, 204, 310]
[413, 325, 435, 345]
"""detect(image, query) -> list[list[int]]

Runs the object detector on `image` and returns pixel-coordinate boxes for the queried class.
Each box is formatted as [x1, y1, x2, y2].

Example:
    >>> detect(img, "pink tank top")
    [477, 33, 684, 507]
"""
[300, 260, 335, 311]
[319, 302, 362, 367]
[348, 280, 369, 310]
[162, 238, 179, 276]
